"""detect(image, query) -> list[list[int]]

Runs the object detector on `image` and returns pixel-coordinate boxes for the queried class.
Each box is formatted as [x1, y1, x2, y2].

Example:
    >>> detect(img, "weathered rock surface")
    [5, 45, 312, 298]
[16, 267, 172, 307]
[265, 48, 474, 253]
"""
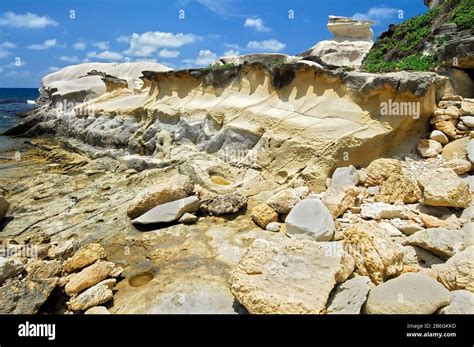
[326, 276, 371, 314]
[0, 278, 58, 314]
[127, 174, 194, 219]
[375, 174, 422, 204]
[404, 228, 465, 260]
[438, 290, 474, 314]
[266, 189, 301, 214]
[418, 168, 471, 208]
[343, 221, 404, 284]
[63, 243, 107, 273]
[430, 130, 449, 145]
[417, 139, 442, 158]
[365, 273, 450, 314]
[285, 199, 335, 241]
[65, 261, 115, 295]
[364, 159, 403, 186]
[68, 279, 115, 311]
[85, 306, 111, 314]
[0, 196, 10, 220]
[229, 239, 354, 313]
[361, 202, 409, 220]
[442, 159, 472, 175]
[132, 196, 200, 225]
[250, 203, 278, 229]
[323, 185, 359, 218]
[0, 257, 24, 284]
[433, 246, 474, 292]
[202, 194, 247, 216]
[441, 137, 469, 161]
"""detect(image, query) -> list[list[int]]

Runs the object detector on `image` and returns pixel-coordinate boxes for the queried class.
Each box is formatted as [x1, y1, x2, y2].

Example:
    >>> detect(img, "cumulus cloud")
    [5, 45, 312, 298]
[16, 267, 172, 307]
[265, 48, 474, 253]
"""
[26, 39, 57, 50]
[73, 41, 86, 50]
[92, 41, 110, 50]
[0, 11, 58, 29]
[1, 41, 16, 49]
[159, 49, 180, 58]
[123, 31, 200, 57]
[116, 35, 130, 43]
[222, 49, 239, 57]
[87, 50, 123, 61]
[59, 55, 80, 63]
[195, 49, 218, 65]
[246, 39, 285, 52]
[353, 7, 399, 25]
[244, 18, 270, 32]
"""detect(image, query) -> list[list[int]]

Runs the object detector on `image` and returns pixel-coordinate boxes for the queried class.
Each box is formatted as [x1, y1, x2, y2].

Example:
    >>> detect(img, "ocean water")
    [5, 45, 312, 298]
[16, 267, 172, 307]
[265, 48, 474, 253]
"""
[0, 88, 39, 154]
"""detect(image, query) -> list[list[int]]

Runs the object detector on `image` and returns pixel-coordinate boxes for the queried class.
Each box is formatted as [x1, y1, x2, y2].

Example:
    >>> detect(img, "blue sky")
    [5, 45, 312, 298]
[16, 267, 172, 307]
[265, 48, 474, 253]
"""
[0, 0, 428, 88]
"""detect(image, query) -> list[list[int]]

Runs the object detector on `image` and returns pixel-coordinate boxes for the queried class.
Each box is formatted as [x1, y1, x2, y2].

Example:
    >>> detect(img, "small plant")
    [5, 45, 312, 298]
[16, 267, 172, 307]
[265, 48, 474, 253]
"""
[341, 66, 355, 72]
[268, 59, 285, 66]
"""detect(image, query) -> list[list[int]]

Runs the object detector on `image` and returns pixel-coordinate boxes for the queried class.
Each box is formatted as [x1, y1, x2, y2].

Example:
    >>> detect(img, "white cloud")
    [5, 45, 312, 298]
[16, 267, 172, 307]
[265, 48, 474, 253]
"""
[225, 43, 240, 50]
[0, 48, 11, 58]
[2, 60, 27, 68]
[0, 11, 58, 29]
[353, 7, 398, 25]
[123, 31, 201, 57]
[1, 41, 16, 49]
[116, 35, 130, 43]
[244, 18, 270, 32]
[4, 70, 31, 78]
[246, 39, 285, 52]
[73, 41, 86, 50]
[92, 41, 110, 50]
[48, 66, 60, 72]
[159, 49, 180, 58]
[59, 55, 80, 63]
[223, 49, 239, 57]
[195, 49, 218, 66]
[87, 50, 123, 61]
[133, 58, 158, 63]
[26, 39, 57, 50]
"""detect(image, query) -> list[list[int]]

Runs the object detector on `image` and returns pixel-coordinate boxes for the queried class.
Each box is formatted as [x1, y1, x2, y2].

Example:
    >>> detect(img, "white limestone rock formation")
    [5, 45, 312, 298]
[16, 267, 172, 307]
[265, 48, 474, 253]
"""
[299, 16, 374, 67]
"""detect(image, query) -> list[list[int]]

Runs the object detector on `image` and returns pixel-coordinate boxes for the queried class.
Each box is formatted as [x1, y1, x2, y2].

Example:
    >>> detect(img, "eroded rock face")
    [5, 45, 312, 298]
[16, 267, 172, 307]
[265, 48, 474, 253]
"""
[229, 239, 354, 313]
[364, 159, 403, 186]
[202, 193, 247, 216]
[343, 221, 404, 284]
[375, 174, 422, 204]
[365, 273, 450, 314]
[0, 257, 24, 284]
[0, 196, 10, 220]
[326, 276, 372, 314]
[63, 243, 107, 273]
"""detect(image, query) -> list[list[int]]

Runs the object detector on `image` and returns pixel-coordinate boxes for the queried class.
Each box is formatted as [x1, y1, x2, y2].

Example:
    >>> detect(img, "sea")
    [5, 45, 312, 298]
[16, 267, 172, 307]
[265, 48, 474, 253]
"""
[0, 88, 39, 154]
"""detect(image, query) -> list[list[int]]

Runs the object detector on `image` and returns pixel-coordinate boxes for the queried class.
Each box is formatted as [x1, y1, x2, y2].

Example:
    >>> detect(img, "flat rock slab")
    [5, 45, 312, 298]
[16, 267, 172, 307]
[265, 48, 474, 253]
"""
[403, 228, 465, 260]
[229, 238, 354, 313]
[327, 276, 372, 314]
[365, 273, 450, 314]
[132, 196, 200, 225]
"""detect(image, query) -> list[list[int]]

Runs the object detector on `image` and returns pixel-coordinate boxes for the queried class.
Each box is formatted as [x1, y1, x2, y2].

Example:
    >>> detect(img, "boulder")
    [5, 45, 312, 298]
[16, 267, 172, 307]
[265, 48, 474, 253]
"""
[178, 212, 198, 224]
[330, 166, 359, 188]
[442, 159, 472, 175]
[285, 199, 335, 241]
[429, 130, 449, 145]
[441, 137, 469, 160]
[417, 139, 442, 158]
[461, 206, 474, 222]
[322, 185, 359, 218]
[343, 221, 404, 284]
[266, 189, 301, 214]
[361, 202, 410, 220]
[433, 246, 474, 291]
[65, 261, 115, 296]
[63, 243, 107, 273]
[0, 196, 10, 220]
[68, 279, 115, 311]
[250, 203, 278, 229]
[127, 174, 194, 219]
[202, 193, 247, 216]
[326, 276, 371, 314]
[438, 290, 474, 314]
[132, 196, 200, 225]
[434, 120, 457, 139]
[418, 168, 471, 208]
[364, 159, 403, 186]
[375, 174, 422, 204]
[0, 257, 24, 284]
[229, 239, 354, 313]
[365, 273, 450, 314]
[403, 228, 465, 260]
